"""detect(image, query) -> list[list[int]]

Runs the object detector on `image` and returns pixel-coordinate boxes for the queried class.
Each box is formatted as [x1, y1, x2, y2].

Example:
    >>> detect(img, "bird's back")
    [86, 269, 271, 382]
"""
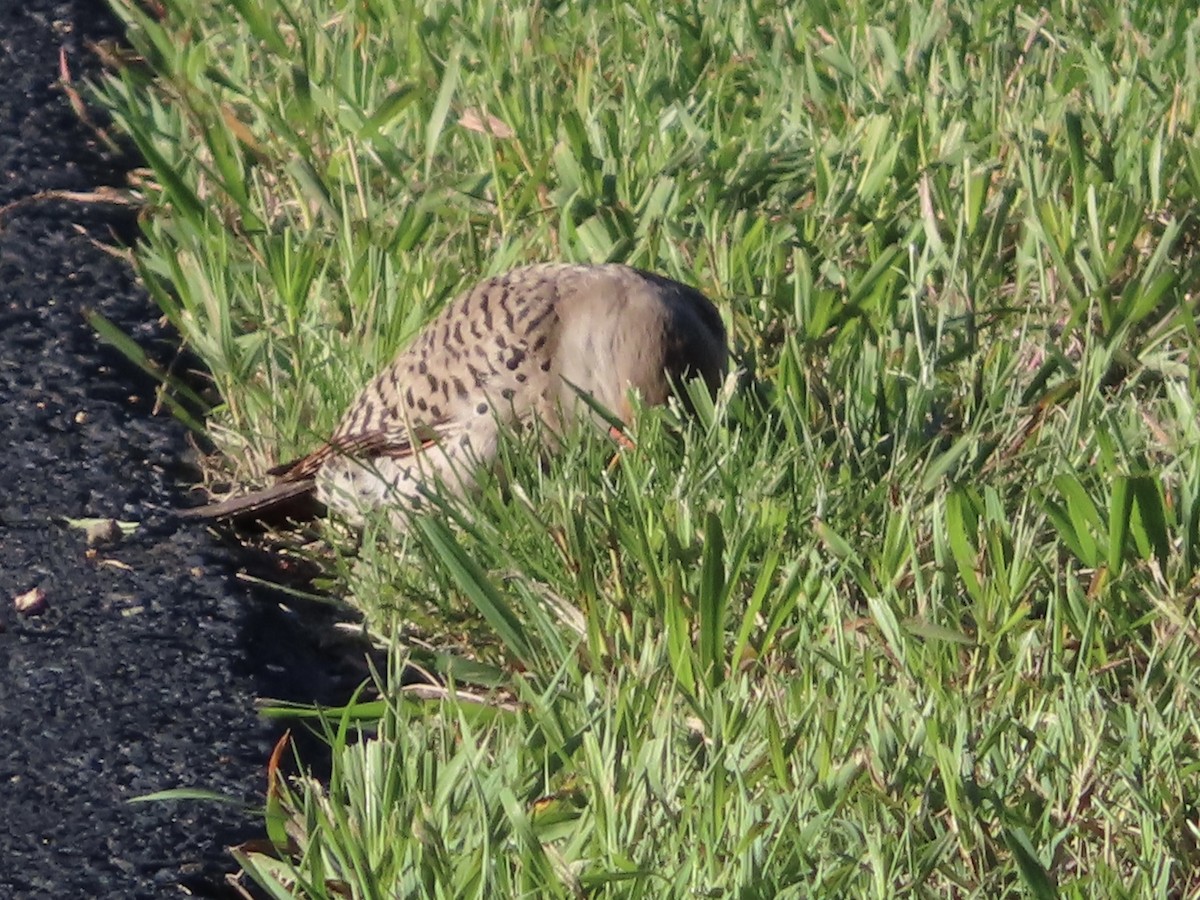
[332, 263, 725, 440]
[331, 263, 584, 443]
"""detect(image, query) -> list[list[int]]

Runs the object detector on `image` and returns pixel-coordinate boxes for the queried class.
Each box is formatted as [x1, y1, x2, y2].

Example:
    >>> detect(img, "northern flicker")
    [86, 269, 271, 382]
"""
[182, 263, 728, 526]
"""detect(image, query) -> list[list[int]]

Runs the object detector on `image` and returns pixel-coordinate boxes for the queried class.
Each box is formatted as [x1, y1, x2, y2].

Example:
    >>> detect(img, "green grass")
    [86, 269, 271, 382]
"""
[95, 0, 1200, 895]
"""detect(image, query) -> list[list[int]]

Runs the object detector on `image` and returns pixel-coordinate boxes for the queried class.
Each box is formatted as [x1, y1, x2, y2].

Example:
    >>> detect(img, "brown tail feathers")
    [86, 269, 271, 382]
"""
[178, 478, 324, 524]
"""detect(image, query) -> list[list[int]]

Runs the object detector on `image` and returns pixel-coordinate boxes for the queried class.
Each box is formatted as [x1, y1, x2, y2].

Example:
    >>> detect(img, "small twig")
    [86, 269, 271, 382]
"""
[0, 187, 142, 231]
[400, 682, 521, 711]
[1003, 9, 1051, 96]
[58, 46, 121, 155]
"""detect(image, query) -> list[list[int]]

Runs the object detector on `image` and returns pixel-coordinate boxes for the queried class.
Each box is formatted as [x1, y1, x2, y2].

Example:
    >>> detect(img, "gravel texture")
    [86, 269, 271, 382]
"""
[0, 3, 356, 896]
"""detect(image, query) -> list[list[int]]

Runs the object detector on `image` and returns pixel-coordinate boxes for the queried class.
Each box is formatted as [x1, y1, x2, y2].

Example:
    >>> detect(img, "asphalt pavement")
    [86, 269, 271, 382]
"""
[0, 3, 356, 896]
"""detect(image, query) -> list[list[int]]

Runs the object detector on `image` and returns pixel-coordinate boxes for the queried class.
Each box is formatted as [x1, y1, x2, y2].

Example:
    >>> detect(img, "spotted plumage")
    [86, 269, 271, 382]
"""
[183, 263, 728, 526]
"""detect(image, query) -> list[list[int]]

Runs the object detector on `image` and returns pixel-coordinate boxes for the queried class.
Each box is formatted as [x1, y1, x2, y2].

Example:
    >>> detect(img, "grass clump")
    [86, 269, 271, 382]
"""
[95, 0, 1200, 895]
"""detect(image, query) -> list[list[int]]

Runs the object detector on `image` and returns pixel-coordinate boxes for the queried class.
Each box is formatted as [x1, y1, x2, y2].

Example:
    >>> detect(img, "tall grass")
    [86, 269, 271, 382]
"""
[97, 0, 1200, 895]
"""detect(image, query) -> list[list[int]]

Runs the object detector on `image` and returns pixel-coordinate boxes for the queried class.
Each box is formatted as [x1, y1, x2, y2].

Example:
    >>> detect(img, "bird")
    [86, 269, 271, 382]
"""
[181, 262, 728, 527]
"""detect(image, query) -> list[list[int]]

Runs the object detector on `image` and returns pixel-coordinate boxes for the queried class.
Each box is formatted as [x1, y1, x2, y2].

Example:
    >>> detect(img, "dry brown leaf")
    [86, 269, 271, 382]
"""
[458, 107, 515, 139]
[13, 586, 47, 616]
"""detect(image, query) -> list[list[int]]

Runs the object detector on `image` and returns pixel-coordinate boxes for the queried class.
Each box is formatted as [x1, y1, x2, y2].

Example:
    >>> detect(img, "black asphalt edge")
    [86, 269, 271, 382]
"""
[0, 3, 363, 897]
